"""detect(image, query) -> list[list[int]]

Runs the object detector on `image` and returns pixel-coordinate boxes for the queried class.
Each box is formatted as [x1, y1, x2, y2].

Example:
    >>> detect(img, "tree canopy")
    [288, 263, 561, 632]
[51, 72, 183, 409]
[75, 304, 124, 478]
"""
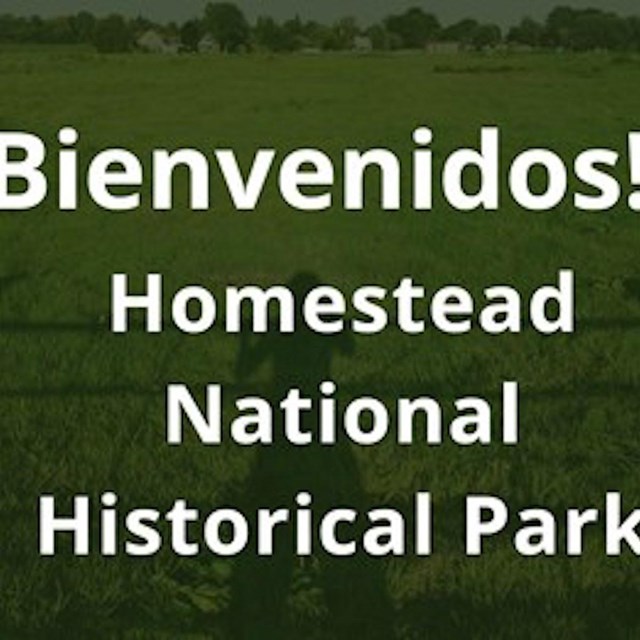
[204, 2, 250, 52]
[1, 3, 640, 54]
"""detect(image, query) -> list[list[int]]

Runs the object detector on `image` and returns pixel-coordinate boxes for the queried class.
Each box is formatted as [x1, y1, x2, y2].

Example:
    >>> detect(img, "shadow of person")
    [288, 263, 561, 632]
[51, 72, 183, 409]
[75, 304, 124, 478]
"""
[227, 272, 395, 640]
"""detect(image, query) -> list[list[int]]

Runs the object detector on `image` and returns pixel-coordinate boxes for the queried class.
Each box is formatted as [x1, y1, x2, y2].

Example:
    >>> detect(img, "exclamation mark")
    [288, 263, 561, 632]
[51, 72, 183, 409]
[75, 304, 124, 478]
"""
[629, 132, 640, 211]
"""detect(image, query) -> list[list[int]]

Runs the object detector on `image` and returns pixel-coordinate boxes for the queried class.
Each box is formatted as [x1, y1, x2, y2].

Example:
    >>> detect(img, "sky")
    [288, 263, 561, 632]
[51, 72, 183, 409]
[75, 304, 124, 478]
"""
[2, 0, 639, 27]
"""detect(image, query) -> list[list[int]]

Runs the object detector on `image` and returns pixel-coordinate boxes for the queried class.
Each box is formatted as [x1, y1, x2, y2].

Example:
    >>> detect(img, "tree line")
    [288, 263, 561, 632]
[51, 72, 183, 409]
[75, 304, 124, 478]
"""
[0, 4, 639, 54]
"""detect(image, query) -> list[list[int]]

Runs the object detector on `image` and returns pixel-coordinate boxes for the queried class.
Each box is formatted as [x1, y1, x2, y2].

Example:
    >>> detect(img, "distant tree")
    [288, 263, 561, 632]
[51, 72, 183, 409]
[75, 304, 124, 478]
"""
[27, 16, 44, 42]
[71, 11, 96, 43]
[571, 10, 630, 51]
[282, 15, 303, 39]
[324, 17, 359, 50]
[93, 14, 131, 53]
[300, 20, 330, 50]
[204, 2, 250, 52]
[181, 19, 203, 51]
[254, 16, 278, 50]
[165, 21, 180, 40]
[254, 16, 296, 52]
[441, 19, 478, 45]
[41, 16, 75, 44]
[471, 24, 502, 51]
[385, 7, 440, 49]
[0, 15, 32, 43]
[545, 6, 578, 48]
[1, 15, 13, 42]
[129, 15, 154, 36]
[3, 3, 639, 54]
[366, 23, 392, 50]
[544, 7, 632, 51]
[507, 17, 544, 47]
[628, 16, 640, 50]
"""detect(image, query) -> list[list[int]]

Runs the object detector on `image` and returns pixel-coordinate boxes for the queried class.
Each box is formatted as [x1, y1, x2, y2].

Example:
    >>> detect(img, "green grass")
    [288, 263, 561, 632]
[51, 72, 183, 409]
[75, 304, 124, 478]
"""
[1, 47, 640, 638]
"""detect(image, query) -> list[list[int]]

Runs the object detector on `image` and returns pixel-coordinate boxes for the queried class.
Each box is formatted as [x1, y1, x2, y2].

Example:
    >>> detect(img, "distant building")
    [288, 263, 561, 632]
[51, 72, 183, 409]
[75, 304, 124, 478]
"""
[198, 33, 220, 54]
[137, 30, 164, 53]
[137, 30, 178, 54]
[165, 37, 181, 54]
[353, 35, 373, 53]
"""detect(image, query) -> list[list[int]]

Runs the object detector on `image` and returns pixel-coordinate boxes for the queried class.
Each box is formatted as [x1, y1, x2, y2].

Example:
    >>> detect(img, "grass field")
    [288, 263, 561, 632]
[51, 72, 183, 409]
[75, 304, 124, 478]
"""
[1, 46, 640, 638]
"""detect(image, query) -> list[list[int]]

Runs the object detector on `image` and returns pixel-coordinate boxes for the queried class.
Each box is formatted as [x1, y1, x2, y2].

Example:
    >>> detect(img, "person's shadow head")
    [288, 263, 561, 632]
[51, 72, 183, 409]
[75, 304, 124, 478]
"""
[288, 270, 323, 300]
[235, 271, 355, 392]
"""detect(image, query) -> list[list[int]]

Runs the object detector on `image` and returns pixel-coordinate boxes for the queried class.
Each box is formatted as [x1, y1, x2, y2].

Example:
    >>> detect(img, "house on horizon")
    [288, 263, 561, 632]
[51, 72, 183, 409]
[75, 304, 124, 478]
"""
[198, 33, 220, 54]
[353, 35, 373, 53]
[137, 29, 179, 54]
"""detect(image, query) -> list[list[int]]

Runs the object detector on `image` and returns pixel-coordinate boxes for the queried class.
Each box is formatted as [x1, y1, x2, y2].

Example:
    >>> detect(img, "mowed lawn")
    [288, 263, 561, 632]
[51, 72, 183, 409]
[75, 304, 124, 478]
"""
[1, 47, 640, 638]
